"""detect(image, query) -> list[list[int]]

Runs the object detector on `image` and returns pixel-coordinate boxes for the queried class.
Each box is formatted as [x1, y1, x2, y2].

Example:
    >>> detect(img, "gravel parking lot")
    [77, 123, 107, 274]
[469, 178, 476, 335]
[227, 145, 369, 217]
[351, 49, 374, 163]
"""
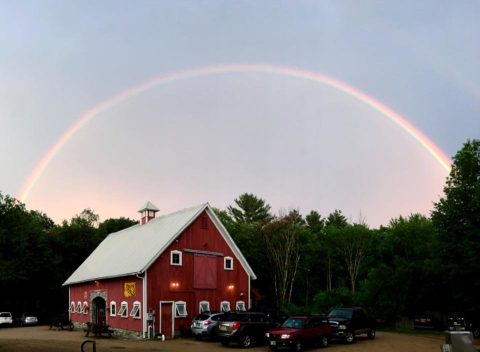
[0, 325, 472, 352]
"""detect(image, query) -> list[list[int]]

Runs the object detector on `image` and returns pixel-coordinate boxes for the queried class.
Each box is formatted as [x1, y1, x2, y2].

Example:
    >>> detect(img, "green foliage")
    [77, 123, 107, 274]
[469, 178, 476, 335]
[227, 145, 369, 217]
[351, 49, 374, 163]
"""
[432, 139, 480, 311]
[227, 193, 272, 224]
[312, 287, 354, 313]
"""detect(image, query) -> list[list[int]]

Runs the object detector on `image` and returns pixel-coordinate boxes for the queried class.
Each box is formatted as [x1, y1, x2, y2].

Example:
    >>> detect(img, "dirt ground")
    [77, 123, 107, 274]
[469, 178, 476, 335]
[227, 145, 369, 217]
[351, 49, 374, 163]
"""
[0, 325, 473, 352]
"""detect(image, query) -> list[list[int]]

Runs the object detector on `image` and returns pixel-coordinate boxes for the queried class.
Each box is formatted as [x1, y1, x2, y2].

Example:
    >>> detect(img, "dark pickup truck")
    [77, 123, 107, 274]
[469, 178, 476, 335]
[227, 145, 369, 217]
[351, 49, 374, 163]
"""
[328, 307, 375, 343]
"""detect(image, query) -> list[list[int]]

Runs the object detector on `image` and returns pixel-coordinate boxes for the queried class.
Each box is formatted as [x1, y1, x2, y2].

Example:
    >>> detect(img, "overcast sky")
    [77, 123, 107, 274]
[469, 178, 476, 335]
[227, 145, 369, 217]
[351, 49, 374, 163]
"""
[1, 1, 479, 227]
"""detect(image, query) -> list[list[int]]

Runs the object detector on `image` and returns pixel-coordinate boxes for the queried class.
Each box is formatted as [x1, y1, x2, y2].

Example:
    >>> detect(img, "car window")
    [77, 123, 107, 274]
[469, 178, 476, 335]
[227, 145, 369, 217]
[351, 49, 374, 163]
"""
[282, 318, 305, 328]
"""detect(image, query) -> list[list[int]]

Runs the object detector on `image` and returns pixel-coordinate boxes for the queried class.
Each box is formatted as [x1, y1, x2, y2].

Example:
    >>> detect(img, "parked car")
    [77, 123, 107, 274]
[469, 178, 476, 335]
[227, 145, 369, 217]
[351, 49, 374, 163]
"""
[18, 313, 39, 326]
[413, 314, 443, 330]
[191, 312, 225, 339]
[0, 312, 13, 327]
[447, 312, 480, 338]
[328, 307, 375, 343]
[216, 311, 275, 347]
[266, 315, 332, 351]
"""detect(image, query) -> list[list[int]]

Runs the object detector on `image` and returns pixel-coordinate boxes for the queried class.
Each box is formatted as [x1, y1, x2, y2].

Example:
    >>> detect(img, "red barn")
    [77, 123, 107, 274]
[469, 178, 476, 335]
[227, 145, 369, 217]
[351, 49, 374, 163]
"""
[64, 202, 256, 338]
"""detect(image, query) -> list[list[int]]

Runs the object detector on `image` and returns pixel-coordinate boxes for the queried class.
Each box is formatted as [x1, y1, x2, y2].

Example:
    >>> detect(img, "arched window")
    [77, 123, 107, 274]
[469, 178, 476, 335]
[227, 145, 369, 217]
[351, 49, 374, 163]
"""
[130, 301, 141, 319]
[199, 300, 210, 313]
[76, 301, 82, 313]
[236, 301, 246, 311]
[110, 301, 117, 316]
[118, 301, 128, 318]
[82, 301, 88, 314]
[220, 301, 230, 312]
[69, 301, 75, 313]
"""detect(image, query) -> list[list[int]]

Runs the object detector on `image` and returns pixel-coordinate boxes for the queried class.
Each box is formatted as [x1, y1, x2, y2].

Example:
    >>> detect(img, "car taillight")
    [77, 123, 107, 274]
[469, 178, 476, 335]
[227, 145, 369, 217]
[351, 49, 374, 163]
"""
[204, 320, 212, 326]
[232, 321, 240, 330]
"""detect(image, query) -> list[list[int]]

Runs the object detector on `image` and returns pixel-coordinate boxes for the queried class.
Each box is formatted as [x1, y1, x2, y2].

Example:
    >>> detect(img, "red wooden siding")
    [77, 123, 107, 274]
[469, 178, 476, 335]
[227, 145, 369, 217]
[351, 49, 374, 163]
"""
[69, 276, 143, 332]
[146, 210, 249, 335]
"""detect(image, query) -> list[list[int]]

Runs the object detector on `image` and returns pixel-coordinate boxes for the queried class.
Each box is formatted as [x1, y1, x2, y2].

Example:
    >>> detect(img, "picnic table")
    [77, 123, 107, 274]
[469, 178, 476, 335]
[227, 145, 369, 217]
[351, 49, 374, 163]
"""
[84, 322, 114, 337]
[49, 320, 74, 331]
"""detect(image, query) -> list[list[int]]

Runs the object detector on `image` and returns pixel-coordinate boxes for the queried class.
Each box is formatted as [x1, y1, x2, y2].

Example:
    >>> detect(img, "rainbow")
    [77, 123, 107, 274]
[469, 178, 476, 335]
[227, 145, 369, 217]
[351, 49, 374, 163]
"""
[18, 63, 452, 202]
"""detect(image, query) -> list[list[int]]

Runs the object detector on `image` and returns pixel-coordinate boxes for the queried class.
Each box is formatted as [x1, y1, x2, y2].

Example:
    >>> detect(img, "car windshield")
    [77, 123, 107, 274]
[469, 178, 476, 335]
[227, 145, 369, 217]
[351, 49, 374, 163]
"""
[0, 313, 11, 318]
[282, 317, 305, 329]
[328, 309, 353, 319]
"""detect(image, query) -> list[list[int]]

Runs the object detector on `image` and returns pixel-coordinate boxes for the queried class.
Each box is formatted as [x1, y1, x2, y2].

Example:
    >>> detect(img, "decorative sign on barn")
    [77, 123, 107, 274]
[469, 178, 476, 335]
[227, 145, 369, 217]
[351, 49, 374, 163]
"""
[124, 282, 136, 297]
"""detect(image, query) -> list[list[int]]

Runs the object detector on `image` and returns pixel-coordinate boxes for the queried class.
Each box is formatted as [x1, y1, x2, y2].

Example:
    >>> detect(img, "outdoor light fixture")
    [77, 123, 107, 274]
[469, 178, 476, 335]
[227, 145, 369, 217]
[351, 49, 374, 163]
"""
[227, 284, 235, 290]
[170, 282, 180, 288]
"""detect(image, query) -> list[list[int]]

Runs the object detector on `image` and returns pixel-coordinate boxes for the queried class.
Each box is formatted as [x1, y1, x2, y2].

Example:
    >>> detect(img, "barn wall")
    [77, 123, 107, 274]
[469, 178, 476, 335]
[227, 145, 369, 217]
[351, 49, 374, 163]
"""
[146, 209, 250, 335]
[69, 276, 143, 332]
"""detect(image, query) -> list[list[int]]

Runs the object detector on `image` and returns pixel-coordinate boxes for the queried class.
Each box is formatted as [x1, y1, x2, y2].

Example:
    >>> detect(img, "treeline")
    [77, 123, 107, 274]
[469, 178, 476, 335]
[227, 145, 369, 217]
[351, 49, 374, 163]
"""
[216, 140, 480, 324]
[0, 201, 137, 321]
[0, 139, 478, 325]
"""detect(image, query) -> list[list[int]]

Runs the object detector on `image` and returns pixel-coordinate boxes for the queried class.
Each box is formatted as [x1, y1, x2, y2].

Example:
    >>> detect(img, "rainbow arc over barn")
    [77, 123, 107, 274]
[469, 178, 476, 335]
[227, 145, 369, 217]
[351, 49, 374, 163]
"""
[18, 63, 452, 202]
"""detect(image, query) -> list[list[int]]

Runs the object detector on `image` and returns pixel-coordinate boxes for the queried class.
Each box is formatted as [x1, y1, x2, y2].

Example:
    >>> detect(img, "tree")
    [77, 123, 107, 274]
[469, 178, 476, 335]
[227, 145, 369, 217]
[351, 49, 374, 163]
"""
[262, 211, 304, 308]
[337, 224, 372, 294]
[326, 209, 348, 229]
[96, 217, 137, 241]
[227, 193, 272, 224]
[432, 139, 480, 309]
[305, 210, 325, 235]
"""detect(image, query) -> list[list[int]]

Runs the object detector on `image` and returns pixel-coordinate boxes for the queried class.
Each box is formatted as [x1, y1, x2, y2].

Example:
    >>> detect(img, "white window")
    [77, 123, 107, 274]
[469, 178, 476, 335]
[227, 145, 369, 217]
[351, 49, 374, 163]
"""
[224, 256, 233, 270]
[110, 301, 117, 316]
[82, 301, 88, 314]
[175, 301, 187, 317]
[236, 301, 246, 311]
[76, 301, 82, 313]
[220, 301, 230, 312]
[130, 301, 141, 319]
[171, 250, 182, 266]
[69, 301, 75, 313]
[118, 301, 128, 318]
[199, 300, 210, 313]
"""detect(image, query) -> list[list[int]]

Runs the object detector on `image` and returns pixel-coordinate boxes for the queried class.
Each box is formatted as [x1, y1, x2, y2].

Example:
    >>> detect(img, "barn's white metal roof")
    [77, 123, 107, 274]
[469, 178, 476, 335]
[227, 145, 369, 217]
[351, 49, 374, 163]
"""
[63, 203, 256, 285]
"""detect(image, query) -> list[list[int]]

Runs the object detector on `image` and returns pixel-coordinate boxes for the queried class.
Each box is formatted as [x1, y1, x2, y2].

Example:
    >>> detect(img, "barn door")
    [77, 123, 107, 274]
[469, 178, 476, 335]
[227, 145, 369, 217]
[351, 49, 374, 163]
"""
[159, 302, 174, 339]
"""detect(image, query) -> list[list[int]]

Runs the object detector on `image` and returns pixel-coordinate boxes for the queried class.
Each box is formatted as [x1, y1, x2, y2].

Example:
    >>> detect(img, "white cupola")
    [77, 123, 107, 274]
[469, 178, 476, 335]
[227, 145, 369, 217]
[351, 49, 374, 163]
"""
[138, 201, 159, 224]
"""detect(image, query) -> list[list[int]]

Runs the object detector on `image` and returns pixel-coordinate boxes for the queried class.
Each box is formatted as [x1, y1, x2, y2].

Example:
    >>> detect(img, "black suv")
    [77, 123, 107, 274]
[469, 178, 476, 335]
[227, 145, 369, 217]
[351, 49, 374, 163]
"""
[216, 311, 275, 347]
[328, 307, 375, 343]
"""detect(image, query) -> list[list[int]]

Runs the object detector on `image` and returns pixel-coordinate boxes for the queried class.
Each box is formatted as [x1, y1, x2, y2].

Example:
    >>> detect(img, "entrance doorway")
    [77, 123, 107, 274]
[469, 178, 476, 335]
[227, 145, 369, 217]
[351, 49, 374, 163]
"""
[91, 296, 106, 326]
[159, 301, 174, 339]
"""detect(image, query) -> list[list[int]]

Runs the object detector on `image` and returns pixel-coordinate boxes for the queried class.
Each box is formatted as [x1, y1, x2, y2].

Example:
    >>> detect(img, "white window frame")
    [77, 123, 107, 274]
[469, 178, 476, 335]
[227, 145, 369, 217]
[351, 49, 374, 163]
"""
[199, 300, 210, 313]
[224, 256, 233, 270]
[175, 301, 187, 317]
[76, 301, 82, 313]
[82, 301, 88, 314]
[130, 301, 141, 319]
[220, 301, 230, 312]
[110, 301, 117, 317]
[118, 301, 128, 318]
[170, 250, 182, 266]
[236, 300, 246, 311]
[69, 301, 75, 313]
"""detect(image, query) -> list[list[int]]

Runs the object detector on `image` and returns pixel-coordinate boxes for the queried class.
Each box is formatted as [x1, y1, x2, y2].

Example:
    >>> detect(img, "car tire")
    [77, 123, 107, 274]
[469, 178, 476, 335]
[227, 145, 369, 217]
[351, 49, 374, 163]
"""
[345, 331, 355, 344]
[241, 334, 251, 348]
[368, 328, 376, 339]
[320, 335, 329, 348]
[293, 340, 303, 352]
[473, 328, 480, 339]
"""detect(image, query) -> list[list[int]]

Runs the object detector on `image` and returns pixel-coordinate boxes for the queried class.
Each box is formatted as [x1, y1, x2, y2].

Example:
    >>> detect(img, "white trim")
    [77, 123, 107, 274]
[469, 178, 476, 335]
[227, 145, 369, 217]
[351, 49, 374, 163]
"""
[142, 271, 147, 336]
[248, 276, 251, 310]
[76, 301, 82, 313]
[69, 301, 75, 313]
[224, 256, 233, 270]
[159, 301, 174, 338]
[68, 288, 71, 320]
[82, 301, 88, 314]
[199, 300, 210, 313]
[170, 250, 182, 266]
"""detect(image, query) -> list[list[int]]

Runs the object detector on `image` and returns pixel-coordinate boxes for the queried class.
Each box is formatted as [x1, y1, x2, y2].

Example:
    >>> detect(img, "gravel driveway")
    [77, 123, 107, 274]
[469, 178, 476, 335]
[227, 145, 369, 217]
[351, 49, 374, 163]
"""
[0, 325, 468, 352]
